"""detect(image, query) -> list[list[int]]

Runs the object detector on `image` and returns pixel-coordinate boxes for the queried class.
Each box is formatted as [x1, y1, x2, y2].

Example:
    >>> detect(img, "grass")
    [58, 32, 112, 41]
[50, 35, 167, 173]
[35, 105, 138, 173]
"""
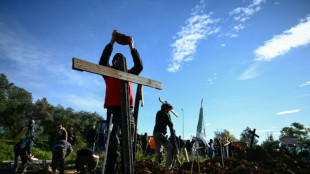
[0, 134, 210, 169]
[0, 139, 15, 164]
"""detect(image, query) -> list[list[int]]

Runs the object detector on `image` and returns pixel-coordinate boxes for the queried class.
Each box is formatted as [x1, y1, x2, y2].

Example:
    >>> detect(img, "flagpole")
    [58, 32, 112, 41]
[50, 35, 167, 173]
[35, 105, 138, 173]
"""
[182, 109, 184, 140]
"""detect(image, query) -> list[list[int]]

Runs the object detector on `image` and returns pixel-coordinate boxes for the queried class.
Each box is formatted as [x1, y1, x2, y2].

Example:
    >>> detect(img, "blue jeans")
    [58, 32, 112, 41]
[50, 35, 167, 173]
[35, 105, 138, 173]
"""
[87, 142, 95, 151]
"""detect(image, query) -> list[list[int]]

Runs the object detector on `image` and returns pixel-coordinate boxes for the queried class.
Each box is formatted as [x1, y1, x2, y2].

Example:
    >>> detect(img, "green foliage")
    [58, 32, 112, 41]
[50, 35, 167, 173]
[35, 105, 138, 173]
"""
[32, 147, 52, 160]
[214, 129, 238, 142]
[0, 73, 33, 137]
[0, 73, 104, 147]
[0, 139, 15, 162]
[280, 122, 310, 144]
[261, 134, 280, 150]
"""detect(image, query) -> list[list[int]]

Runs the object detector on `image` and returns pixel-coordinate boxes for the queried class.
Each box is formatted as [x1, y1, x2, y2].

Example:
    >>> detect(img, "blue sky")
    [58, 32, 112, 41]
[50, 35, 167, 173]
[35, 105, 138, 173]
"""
[1, 0, 309, 144]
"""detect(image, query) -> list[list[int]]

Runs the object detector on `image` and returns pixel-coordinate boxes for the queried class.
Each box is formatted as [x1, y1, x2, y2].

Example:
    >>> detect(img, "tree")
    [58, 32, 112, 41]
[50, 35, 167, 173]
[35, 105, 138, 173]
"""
[214, 129, 238, 142]
[280, 122, 310, 144]
[0, 73, 33, 137]
[240, 127, 258, 147]
[261, 133, 280, 149]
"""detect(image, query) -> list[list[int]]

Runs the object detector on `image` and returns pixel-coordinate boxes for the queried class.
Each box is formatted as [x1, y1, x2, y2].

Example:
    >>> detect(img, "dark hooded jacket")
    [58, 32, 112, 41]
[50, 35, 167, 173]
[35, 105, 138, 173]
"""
[153, 110, 173, 135]
[99, 43, 143, 108]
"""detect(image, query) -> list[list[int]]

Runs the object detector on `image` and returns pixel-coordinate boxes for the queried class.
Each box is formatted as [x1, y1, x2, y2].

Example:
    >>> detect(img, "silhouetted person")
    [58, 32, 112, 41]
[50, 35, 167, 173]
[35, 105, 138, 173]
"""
[54, 123, 68, 144]
[153, 103, 174, 168]
[87, 125, 99, 151]
[52, 140, 73, 174]
[13, 138, 34, 173]
[76, 148, 99, 174]
[99, 30, 143, 174]
[141, 132, 148, 154]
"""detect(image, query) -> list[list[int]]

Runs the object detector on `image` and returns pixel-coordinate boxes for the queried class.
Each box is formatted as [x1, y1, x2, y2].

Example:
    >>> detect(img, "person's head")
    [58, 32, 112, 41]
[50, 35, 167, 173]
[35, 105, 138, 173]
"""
[92, 125, 96, 130]
[112, 53, 125, 68]
[161, 103, 173, 113]
[56, 123, 62, 130]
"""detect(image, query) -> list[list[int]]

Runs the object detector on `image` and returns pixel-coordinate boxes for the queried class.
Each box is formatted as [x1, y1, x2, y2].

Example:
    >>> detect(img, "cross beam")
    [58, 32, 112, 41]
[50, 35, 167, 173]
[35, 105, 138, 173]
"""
[72, 57, 162, 174]
[72, 58, 162, 90]
[248, 128, 259, 148]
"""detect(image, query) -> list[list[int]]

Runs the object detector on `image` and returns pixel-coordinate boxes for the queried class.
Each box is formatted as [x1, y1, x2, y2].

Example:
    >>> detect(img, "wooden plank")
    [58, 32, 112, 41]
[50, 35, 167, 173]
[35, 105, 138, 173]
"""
[72, 57, 162, 90]
[119, 57, 134, 174]
[133, 84, 142, 162]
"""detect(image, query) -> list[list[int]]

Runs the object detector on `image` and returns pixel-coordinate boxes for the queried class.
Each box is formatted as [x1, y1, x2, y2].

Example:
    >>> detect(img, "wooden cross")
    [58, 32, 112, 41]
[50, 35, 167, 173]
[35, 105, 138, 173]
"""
[248, 128, 259, 148]
[72, 57, 162, 174]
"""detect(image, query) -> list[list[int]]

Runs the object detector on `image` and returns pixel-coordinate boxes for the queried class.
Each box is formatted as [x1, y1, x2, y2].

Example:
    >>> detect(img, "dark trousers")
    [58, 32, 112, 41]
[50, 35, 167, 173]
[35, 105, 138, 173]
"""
[106, 108, 135, 174]
[52, 146, 65, 174]
[14, 148, 27, 169]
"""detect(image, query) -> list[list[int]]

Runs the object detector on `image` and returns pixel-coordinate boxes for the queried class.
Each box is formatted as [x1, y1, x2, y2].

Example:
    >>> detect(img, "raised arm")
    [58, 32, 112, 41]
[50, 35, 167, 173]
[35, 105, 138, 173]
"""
[99, 30, 118, 66]
[128, 36, 143, 75]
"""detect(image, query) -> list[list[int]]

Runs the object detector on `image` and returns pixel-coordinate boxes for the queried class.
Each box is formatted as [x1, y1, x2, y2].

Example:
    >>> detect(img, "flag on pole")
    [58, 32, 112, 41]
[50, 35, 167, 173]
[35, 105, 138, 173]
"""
[196, 99, 208, 145]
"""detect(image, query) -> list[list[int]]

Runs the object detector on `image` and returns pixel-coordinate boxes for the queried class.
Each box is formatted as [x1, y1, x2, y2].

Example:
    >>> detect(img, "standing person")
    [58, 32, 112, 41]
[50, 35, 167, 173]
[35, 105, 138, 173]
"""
[98, 129, 107, 152]
[208, 139, 215, 159]
[54, 123, 68, 144]
[76, 148, 100, 174]
[99, 30, 143, 174]
[141, 132, 148, 154]
[68, 127, 76, 145]
[153, 103, 174, 169]
[86, 125, 99, 151]
[25, 117, 35, 139]
[51, 140, 73, 174]
[148, 136, 156, 155]
[13, 138, 34, 173]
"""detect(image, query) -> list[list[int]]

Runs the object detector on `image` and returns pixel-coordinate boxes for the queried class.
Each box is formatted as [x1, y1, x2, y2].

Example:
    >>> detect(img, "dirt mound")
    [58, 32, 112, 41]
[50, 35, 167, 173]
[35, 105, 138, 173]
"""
[22, 147, 310, 174]
[134, 148, 310, 174]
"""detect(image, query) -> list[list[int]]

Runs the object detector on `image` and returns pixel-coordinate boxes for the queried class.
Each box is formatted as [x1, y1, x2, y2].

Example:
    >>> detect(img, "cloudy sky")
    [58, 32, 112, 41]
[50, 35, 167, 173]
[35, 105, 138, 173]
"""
[1, 0, 309, 143]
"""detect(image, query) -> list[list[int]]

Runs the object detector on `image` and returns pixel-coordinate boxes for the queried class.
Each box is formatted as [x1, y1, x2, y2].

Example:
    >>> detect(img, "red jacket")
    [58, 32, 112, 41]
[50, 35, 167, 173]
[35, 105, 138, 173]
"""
[103, 70, 134, 108]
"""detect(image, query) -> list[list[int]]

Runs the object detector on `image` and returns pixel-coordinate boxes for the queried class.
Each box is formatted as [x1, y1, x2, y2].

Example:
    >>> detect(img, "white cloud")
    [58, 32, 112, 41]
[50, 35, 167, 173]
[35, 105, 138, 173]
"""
[168, 0, 220, 72]
[255, 15, 310, 61]
[276, 110, 300, 115]
[225, 0, 265, 38]
[0, 20, 102, 90]
[205, 123, 211, 126]
[233, 24, 245, 32]
[229, 0, 265, 23]
[229, 33, 239, 38]
[300, 81, 310, 87]
[238, 62, 262, 80]
[207, 73, 217, 85]
[221, 43, 226, 47]
[257, 129, 273, 133]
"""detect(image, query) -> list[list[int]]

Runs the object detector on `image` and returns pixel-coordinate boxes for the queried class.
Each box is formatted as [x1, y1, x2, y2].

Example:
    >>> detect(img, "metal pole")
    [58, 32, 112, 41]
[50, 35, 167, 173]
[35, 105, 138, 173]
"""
[182, 109, 184, 140]
[219, 138, 224, 167]
[102, 114, 113, 174]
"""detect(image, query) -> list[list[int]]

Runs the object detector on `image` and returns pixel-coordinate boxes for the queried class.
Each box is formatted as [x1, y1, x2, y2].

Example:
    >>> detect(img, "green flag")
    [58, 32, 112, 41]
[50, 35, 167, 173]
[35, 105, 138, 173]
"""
[196, 99, 207, 145]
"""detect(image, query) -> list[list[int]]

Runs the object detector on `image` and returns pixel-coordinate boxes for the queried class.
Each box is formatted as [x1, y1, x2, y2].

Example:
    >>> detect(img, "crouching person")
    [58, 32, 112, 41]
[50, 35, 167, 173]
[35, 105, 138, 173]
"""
[76, 148, 99, 174]
[13, 138, 34, 174]
[52, 140, 73, 174]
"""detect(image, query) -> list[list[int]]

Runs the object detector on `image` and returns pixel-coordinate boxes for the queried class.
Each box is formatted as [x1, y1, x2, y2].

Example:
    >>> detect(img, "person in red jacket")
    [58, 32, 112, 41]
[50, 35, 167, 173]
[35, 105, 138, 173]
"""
[99, 30, 143, 174]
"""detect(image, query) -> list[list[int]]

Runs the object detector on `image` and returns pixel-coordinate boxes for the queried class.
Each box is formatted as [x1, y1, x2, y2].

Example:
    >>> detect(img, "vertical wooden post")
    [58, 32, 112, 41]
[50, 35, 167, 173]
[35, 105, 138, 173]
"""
[119, 57, 134, 174]
[249, 128, 259, 149]
[133, 84, 142, 161]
